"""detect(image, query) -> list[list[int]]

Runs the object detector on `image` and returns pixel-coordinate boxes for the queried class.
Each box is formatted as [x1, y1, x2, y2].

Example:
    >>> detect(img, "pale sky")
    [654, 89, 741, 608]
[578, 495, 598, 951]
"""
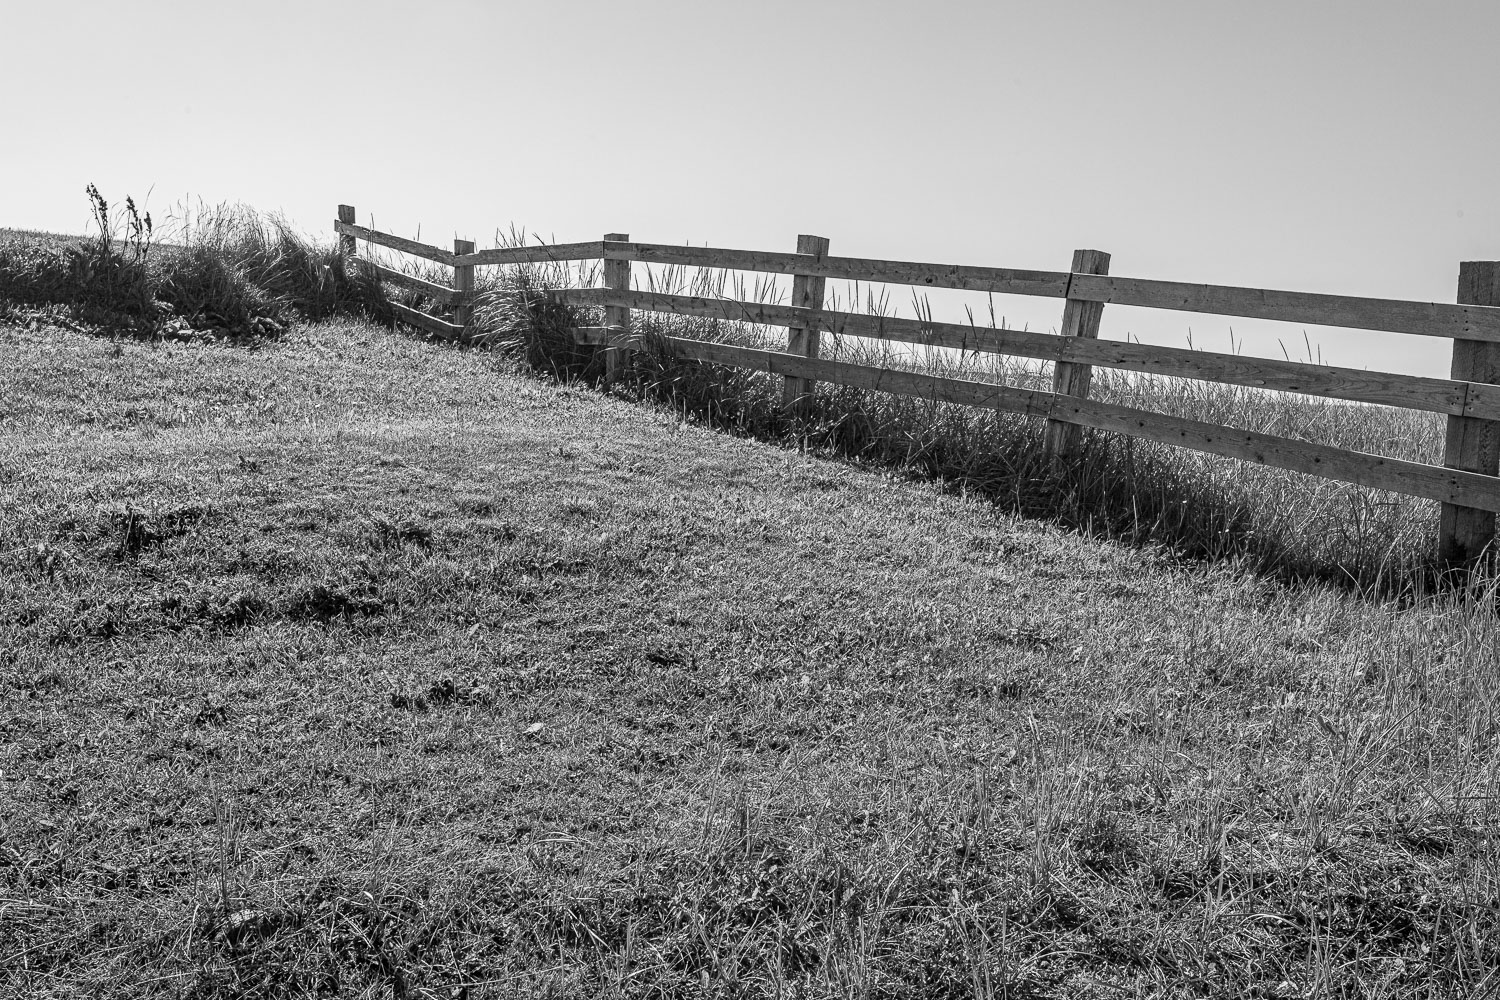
[4, 0, 1498, 377]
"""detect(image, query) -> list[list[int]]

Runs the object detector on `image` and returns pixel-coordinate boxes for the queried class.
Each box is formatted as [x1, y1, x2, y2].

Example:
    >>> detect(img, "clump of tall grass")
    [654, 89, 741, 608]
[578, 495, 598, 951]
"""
[0, 185, 157, 326]
[458, 228, 604, 378]
[0, 186, 391, 338]
[155, 201, 392, 331]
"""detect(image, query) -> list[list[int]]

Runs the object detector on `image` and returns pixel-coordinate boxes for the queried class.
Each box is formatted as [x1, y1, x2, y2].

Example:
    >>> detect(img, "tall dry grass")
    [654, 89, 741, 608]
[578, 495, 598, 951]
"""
[0, 187, 390, 338]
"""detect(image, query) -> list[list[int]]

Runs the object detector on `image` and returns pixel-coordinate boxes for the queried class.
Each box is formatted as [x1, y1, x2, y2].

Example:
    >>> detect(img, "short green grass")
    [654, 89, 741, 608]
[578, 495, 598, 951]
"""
[4, 314, 1499, 998]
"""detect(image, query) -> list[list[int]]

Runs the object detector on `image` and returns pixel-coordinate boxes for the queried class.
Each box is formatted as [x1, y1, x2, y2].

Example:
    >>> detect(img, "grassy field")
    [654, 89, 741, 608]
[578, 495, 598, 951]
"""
[4, 307, 1499, 997]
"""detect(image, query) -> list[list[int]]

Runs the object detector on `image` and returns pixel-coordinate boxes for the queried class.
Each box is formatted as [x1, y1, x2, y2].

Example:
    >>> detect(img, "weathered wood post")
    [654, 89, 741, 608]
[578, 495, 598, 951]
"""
[782, 234, 830, 411]
[1043, 249, 1111, 465]
[453, 238, 475, 334]
[603, 233, 631, 378]
[1439, 261, 1500, 564]
[337, 205, 356, 262]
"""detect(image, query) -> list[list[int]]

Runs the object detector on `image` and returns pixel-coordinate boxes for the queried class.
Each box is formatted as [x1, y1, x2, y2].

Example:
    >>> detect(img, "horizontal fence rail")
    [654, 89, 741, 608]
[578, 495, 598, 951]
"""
[634, 337, 1500, 514]
[454, 241, 606, 267]
[335, 219, 457, 266]
[557, 288, 1500, 421]
[1066, 274, 1500, 343]
[334, 203, 1500, 562]
[390, 301, 464, 339]
[591, 242, 1500, 342]
[600, 241, 1072, 297]
[355, 257, 463, 304]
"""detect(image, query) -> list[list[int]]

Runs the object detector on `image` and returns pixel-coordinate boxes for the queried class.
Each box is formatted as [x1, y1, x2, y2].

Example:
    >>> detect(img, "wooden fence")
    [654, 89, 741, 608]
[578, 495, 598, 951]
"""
[333, 205, 1500, 563]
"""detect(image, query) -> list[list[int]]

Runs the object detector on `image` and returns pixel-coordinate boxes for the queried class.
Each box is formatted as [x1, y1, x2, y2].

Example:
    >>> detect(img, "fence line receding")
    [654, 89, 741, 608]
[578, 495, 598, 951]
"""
[333, 205, 1500, 563]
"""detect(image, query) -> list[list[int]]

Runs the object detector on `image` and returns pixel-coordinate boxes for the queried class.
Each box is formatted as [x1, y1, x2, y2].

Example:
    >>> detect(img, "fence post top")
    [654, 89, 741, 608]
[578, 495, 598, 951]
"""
[1070, 248, 1111, 272]
[1458, 261, 1500, 307]
[796, 234, 830, 256]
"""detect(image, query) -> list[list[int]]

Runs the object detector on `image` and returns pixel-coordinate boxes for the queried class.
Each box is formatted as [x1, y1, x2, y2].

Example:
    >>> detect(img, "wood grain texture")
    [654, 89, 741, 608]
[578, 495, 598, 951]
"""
[1465, 381, 1500, 420]
[390, 301, 464, 339]
[661, 337, 1500, 512]
[1069, 273, 1500, 344]
[602, 234, 631, 379]
[1440, 261, 1500, 561]
[355, 258, 461, 304]
[603, 241, 1071, 297]
[453, 241, 606, 266]
[558, 288, 1492, 419]
[333, 220, 457, 265]
[782, 235, 830, 409]
[452, 239, 475, 329]
[1044, 249, 1111, 462]
[337, 206, 356, 261]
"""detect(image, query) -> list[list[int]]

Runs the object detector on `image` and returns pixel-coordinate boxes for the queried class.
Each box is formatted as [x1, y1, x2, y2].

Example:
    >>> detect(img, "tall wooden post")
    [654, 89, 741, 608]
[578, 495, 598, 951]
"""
[602, 233, 631, 378]
[781, 234, 830, 411]
[1043, 248, 1111, 465]
[1439, 261, 1500, 564]
[337, 205, 356, 261]
[453, 238, 475, 334]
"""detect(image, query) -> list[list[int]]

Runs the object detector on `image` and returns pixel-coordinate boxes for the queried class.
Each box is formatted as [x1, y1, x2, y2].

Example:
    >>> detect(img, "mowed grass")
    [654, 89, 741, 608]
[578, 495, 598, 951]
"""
[3, 316, 1499, 999]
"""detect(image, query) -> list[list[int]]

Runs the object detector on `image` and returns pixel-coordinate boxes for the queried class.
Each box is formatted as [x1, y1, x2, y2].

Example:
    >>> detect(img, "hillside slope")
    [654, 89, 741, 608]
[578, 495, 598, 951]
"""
[2, 317, 1496, 998]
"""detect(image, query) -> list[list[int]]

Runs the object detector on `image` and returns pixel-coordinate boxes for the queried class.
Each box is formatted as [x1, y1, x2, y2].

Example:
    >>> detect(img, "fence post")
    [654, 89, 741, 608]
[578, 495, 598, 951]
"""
[453, 238, 475, 334]
[782, 234, 831, 411]
[337, 205, 356, 262]
[1439, 261, 1500, 564]
[602, 233, 631, 378]
[1043, 248, 1111, 465]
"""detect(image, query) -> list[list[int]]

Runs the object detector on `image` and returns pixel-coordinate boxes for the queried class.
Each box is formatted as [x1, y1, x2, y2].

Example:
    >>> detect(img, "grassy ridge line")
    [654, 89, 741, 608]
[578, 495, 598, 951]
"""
[3, 317, 1498, 997]
[2, 199, 1456, 589]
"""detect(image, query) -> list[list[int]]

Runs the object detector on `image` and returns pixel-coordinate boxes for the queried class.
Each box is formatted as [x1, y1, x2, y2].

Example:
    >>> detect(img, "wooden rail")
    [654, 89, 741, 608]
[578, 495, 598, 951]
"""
[354, 257, 462, 305]
[454, 241, 606, 267]
[655, 338, 1500, 513]
[595, 240, 1500, 342]
[599, 241, 1071, 297]
[334, 212, 611, 342]
[554, 289, 1500, 421]
[390, 301, 463, 339]
[1067, 274, 1500, 344]
[337, 209, 472, 341]
[335, 204, 1500, 562]
[334, 219, 457, 266]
